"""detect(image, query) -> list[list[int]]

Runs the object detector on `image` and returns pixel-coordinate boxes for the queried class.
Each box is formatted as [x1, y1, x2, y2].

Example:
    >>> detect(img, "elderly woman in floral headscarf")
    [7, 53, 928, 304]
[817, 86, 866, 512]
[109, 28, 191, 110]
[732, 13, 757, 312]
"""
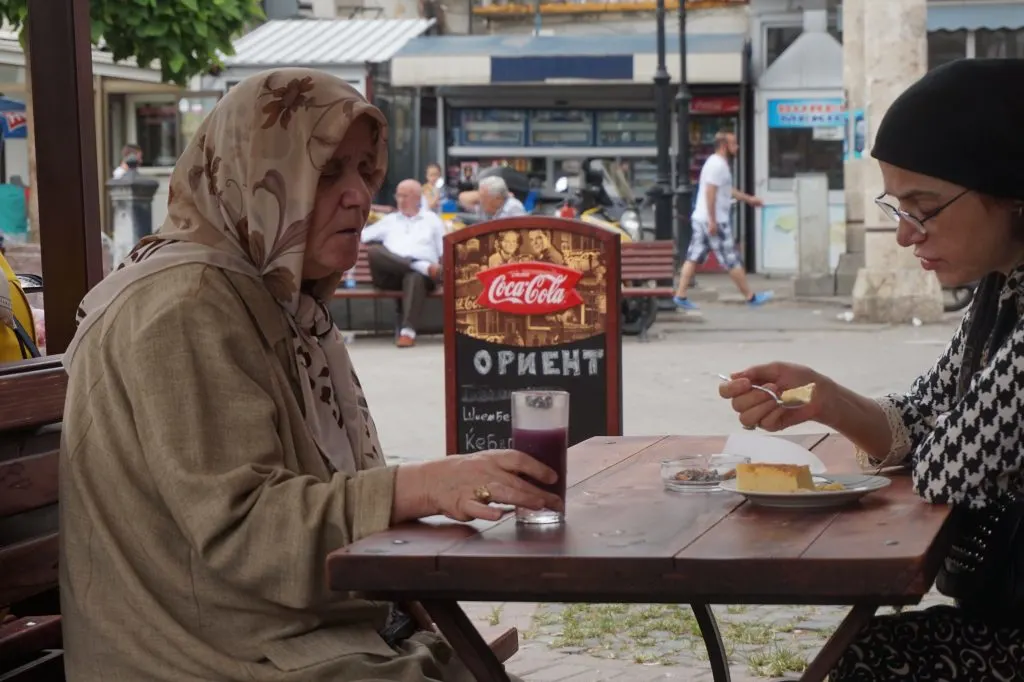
[58, 69, 559, 682]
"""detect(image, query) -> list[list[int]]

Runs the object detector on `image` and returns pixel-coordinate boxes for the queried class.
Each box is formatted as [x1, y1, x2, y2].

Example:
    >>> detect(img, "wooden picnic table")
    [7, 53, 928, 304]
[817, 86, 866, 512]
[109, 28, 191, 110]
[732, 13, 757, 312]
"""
[326, 434, 953, 682]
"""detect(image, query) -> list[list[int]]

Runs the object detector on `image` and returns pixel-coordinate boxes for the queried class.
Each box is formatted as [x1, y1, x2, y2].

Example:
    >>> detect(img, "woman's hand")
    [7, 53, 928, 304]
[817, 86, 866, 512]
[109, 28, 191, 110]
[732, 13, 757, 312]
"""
[719, 362, 831, 432]
[393, 450, 564, 524]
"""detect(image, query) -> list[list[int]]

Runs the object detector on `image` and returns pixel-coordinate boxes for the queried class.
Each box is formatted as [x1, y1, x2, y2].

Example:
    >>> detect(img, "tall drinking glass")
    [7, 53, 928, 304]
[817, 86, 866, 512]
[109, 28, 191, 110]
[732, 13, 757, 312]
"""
[511, 390, 569, 525]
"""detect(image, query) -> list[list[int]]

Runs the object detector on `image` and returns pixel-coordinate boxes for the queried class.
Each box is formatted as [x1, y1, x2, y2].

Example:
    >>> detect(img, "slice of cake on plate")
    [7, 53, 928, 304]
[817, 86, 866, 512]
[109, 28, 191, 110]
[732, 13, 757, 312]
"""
[736, 463, 815, 493]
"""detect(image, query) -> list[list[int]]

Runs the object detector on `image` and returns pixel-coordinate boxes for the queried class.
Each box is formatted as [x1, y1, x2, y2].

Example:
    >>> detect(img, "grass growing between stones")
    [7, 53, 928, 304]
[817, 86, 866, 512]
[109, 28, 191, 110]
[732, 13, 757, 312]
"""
[526, 603, 827, 677]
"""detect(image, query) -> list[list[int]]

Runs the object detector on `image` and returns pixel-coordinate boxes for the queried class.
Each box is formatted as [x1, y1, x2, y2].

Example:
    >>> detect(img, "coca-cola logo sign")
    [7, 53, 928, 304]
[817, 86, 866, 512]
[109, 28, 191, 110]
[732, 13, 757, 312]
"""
[476, 262, 584, 315]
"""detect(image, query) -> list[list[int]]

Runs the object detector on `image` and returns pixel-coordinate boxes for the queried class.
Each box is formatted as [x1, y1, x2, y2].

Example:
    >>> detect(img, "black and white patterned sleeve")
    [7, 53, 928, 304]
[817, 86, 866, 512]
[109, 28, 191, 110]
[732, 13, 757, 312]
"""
[912, 317, 1024, 508]
[856, 312, 970, 470]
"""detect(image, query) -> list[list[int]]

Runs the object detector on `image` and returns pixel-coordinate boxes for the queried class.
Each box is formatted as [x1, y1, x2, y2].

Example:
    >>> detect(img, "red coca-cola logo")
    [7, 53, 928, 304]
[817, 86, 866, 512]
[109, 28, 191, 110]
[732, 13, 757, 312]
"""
[475, 262, 584, 315]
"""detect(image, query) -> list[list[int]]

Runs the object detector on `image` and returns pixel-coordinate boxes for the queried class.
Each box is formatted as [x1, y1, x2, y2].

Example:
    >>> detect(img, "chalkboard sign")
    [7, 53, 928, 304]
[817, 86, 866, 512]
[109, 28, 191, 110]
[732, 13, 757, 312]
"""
[443, 216, 623, 455]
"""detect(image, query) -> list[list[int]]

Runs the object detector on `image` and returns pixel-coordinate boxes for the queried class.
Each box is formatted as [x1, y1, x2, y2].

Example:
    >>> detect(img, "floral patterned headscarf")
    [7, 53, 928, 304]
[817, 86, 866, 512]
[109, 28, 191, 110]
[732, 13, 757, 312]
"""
[63, 68, 390, 475]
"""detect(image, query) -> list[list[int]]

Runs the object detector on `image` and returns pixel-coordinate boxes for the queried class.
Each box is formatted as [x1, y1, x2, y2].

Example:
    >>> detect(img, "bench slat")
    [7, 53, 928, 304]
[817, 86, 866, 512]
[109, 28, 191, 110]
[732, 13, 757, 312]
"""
[0, 368, 66, 432]
[0, 449, 59, 518]
[0, 616, 61, 666]
[0, 505, 59, 607]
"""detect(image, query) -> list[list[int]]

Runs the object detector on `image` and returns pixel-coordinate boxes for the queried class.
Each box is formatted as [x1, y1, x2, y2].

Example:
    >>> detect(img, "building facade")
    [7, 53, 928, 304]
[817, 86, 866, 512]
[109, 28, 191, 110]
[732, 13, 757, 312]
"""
[748, 0, 1024, 277]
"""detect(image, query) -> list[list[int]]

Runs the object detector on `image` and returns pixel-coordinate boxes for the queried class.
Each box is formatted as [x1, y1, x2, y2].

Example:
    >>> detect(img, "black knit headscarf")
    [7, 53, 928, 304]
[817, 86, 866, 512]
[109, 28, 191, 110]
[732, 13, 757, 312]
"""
[872, 58, 1024, 398]
[872, 58, 1024, 202]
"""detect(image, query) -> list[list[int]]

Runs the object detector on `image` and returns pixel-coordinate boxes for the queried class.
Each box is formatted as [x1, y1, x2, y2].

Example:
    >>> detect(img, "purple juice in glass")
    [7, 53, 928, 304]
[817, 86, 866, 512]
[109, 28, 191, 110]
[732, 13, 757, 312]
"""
[511, 390, 569, 525]
[512, 426, 568, 501]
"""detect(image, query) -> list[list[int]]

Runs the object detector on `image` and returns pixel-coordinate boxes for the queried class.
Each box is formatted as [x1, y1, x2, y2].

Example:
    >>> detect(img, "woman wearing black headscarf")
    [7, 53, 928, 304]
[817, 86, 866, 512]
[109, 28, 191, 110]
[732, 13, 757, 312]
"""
[720, 58, 1024, 680]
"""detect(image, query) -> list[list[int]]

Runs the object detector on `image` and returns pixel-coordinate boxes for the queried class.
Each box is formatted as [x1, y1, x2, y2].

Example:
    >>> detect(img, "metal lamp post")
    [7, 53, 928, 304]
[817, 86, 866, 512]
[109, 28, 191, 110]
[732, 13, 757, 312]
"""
[674, 0, 693, 265]
[651, 0, 674, 242]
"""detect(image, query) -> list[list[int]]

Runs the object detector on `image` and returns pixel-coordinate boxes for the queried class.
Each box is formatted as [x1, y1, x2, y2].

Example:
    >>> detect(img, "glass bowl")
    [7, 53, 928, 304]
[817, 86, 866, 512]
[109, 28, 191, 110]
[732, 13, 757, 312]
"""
[661, 454, 751, 492]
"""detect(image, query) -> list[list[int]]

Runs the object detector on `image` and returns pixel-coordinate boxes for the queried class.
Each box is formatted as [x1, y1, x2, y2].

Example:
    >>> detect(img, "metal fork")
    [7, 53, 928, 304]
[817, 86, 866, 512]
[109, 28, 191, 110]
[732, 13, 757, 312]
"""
[716, 374, 806, 409]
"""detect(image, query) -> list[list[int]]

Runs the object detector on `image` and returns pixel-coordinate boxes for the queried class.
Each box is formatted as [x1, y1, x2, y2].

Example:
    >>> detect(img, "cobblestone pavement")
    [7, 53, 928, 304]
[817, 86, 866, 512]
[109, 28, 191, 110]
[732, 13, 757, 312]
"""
[461, 592, 956, 681]
[346, 303, 965, 680]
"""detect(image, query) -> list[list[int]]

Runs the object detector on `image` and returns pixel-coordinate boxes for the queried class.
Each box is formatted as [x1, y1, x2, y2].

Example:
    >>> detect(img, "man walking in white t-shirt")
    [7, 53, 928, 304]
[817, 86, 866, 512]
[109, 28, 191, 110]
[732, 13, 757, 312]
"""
[673, 131, 773, 311]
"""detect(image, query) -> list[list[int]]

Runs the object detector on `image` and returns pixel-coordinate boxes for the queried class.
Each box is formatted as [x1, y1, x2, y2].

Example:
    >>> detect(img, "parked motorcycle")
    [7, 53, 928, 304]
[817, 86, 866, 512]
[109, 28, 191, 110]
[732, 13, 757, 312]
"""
[552, 158, 654, 243]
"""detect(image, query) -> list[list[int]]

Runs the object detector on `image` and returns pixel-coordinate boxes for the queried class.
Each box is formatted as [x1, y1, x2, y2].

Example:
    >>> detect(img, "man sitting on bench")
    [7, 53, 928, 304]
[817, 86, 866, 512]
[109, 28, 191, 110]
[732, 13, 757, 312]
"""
[361, 178, 446, 347]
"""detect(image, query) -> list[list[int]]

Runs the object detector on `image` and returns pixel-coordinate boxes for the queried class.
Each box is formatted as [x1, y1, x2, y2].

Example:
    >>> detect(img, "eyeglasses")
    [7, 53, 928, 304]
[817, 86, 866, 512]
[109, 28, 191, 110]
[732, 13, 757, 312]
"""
[874, 189, 970, 234]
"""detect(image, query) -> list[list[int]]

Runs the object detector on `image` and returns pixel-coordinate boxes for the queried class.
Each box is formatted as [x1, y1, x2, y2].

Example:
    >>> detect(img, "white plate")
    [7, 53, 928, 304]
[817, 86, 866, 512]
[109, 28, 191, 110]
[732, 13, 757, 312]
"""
[719, 474, 892, 509]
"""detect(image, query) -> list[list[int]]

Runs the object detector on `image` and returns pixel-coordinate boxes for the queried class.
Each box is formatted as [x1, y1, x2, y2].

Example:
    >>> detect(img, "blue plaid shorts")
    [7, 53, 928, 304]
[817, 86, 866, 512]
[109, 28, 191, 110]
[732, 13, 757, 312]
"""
[685, 220, 742, 270]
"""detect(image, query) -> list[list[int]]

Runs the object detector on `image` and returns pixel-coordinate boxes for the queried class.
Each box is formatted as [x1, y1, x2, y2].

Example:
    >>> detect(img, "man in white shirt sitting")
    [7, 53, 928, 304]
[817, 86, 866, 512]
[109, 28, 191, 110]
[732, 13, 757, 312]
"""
[361, 179, 446, 348]
[458, 175, 527, 220]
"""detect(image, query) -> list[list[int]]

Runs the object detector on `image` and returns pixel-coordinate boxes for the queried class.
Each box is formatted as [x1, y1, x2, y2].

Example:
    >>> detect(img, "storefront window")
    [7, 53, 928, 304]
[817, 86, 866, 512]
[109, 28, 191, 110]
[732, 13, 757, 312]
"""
[178, 97, 219, 152]
[133, 94, 220, 168]
[135, 101, 179, 168]
[927, 30, 967, 70]
[767, 98, 845, 192]
[976, 29, 1024, 59]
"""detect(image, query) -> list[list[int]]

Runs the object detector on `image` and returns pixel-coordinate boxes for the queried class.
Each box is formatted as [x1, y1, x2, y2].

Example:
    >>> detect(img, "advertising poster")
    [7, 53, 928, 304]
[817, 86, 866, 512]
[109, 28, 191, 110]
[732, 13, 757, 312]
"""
[852, 109, 866, 160]
[445, 221, 622, 454]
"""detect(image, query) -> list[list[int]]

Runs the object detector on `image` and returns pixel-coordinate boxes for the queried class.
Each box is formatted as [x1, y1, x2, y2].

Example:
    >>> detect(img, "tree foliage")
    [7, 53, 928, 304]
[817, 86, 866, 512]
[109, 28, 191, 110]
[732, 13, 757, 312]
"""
[0, 0, 265, 85]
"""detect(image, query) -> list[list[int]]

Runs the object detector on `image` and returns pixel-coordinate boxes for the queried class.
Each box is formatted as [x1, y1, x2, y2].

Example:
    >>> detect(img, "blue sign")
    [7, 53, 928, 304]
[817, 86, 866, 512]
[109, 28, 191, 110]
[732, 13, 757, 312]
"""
[0, 97, 27, 139]
[767, 98, 845, 129]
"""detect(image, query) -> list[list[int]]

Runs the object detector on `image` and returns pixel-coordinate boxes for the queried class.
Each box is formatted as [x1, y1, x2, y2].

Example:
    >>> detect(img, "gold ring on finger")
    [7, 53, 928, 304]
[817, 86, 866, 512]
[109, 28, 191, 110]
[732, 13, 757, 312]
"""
[473, 485, 492, 504]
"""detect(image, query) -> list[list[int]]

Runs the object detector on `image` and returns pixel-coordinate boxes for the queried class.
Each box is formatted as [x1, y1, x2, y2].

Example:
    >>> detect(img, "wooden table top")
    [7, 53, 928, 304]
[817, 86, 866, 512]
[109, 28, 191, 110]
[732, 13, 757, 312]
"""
[327, 434, 953, 606]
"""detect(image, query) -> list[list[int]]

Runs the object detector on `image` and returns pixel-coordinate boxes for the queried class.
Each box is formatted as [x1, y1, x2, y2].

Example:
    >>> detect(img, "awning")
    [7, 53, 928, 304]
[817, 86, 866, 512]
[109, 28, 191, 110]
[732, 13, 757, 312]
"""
[224, 19, 436, 68]
[928, 1, 1024, 32]
[392, 32, 746, 87]
[837, 2, 1024, 33]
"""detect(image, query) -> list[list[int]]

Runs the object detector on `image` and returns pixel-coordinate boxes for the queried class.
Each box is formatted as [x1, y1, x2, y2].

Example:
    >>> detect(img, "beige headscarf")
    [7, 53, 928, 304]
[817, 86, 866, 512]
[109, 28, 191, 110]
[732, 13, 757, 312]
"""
[63, 68, 389, 475]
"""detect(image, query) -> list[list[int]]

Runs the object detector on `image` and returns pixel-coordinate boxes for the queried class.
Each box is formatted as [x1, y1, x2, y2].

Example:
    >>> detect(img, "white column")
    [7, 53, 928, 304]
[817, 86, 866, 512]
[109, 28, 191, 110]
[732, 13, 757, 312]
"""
[836, 0, 865, 296]
[851, 0, 944, 323]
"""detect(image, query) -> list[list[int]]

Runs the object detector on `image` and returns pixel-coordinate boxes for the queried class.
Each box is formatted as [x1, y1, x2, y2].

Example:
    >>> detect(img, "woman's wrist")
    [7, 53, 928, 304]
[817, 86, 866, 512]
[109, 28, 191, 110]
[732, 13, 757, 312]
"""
[391, 461, 437, 524]
[817, 379, 894, 460]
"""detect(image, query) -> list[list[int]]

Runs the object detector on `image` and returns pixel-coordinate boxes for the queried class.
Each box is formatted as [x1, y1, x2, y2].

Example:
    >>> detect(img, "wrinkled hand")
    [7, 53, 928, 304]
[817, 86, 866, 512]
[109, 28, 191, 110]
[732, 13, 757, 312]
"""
[402, 450, 563, 523]
[718, 362, 828, 432]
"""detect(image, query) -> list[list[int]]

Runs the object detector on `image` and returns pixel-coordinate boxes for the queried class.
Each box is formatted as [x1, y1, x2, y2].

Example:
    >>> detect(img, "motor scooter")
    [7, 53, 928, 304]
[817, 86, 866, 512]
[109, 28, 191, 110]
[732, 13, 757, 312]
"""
[552, 158, 653, 244]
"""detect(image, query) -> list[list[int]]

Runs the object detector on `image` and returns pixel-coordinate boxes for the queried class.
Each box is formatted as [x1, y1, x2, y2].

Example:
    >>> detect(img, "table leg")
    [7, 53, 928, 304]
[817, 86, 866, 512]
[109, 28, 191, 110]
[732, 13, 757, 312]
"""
[691, 603, 731, 682]
[800, 604, 878, 682]
[420, 599, 511, 682]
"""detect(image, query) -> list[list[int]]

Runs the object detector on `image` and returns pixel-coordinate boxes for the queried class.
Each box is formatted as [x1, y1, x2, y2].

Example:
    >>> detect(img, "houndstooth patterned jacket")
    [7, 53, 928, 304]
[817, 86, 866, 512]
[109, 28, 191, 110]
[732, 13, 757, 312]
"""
[872, 266, 1024, 510]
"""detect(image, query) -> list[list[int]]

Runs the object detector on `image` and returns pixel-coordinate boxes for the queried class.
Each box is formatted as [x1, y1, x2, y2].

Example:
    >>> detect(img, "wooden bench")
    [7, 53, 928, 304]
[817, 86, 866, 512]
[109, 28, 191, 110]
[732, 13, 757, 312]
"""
[0, 357, 67, 681]
[330, 244, 443, 336]
[334, 239, 678, 342]
[620, 240, 677, 341]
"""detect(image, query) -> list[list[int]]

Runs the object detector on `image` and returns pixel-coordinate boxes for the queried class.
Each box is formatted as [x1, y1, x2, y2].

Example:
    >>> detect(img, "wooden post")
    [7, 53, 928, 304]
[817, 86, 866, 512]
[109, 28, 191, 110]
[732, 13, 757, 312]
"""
[27, 0, 104, 354]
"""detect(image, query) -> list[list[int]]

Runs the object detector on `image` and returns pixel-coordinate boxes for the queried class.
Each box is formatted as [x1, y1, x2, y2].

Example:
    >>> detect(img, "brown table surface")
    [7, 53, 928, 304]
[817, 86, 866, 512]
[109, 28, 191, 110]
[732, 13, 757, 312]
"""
[328, 434, 951, 605]
[326, 434, 953, 682]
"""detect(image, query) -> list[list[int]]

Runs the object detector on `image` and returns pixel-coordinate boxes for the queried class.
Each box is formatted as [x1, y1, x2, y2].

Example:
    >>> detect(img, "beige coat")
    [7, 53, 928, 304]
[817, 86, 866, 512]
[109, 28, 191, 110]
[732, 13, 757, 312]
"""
[60, 263, 472, 681]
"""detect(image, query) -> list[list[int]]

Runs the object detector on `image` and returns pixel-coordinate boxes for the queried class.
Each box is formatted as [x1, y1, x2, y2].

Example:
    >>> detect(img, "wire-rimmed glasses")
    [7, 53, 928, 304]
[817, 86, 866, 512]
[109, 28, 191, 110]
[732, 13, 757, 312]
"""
[874, 189, 970, 234]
